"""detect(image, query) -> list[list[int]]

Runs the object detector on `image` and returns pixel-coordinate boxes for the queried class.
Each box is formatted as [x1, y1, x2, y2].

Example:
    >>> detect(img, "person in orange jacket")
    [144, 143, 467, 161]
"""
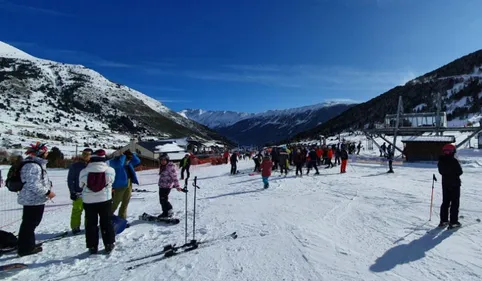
[316, 147, 323, 166]
[325, 147, 334, 168]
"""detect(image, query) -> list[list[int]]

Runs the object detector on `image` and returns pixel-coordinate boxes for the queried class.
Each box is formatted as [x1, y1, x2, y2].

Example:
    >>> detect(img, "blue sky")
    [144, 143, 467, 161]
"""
[1, 0, 482, 113]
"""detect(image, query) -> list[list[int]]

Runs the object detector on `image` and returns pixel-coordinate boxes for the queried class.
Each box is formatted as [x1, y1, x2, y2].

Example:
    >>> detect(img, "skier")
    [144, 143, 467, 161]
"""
[67, 148, 93, 235]
[158, 153, 183, 218]
[293, 148, 305, 177]
[278, 148, 289, 176]
[437, 144, 463, 229]
[260, 155, 272, 189]
[180, 153, 191, 180]
[306, 147, 320, 175]
[79, 149, 116, 254]
[357, 141, 362, 155]
[110, 150, 140, 221]
[340, 147, 349, 173]
[230, 152, 238, 175]
[17, 142, 56, 256]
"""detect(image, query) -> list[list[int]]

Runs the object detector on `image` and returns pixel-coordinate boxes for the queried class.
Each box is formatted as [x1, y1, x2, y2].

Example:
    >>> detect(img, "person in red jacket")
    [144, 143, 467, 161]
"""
[316, 147, 323, 166]
[260, 155, 272, 189]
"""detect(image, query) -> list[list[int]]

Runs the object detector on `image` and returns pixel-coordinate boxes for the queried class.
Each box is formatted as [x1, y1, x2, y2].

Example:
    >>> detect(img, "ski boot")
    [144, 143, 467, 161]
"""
[438, 221, 449, 228]
[447, 222, 462, 230]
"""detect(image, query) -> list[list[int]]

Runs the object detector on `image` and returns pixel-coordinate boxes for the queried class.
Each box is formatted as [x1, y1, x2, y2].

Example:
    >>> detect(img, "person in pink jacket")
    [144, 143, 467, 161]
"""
[158, 153, 182, 218]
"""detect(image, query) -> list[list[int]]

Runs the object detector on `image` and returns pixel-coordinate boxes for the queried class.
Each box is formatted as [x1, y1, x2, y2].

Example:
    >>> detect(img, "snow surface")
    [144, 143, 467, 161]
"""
[1, 147, 482, 281]
[0, 42, 36, 60]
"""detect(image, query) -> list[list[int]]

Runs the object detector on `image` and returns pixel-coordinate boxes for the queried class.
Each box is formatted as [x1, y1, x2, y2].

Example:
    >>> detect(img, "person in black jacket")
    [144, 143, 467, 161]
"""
[230, 152, 238, 175]
[306, 147, 320, 175]
[437, 144, 463, 229]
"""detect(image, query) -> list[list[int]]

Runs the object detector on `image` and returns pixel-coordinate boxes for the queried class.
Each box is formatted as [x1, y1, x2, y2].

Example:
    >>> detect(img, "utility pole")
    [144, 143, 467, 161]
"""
[389, 96, 403, 173]
[435, 92, 442, 136]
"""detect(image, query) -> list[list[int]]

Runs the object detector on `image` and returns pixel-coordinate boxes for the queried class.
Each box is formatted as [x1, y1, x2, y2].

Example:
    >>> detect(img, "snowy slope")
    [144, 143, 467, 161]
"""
[0, 41, 230, 149]
[1, 146, 482, 280]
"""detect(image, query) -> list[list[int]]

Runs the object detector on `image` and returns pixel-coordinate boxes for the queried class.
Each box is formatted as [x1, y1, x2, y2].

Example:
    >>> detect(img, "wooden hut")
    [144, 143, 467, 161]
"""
[401, 136, 455, 162]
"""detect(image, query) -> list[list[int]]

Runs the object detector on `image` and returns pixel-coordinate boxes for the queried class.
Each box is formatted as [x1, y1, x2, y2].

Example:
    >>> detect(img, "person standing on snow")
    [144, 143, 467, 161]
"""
[306, 147, 320, 175]
[110, 150, 140, 221]
[67, 148, 93, 235]
[278, 148, 289, 176]
[437, 144, 463, 229]
[180, 153, 191, 180]
[260, 155, 272, 189]
[230, 152, 238, 175]
[294, 148, 305, 177]
[357, 141, 362, 155]
[79, 149, 116, 254]
[253, 151, 262, 173]
[16, 142, 56, 256]
[340, 147, 349, 173]
[325, 147, 334, 168]
[158, 153, 183, 218]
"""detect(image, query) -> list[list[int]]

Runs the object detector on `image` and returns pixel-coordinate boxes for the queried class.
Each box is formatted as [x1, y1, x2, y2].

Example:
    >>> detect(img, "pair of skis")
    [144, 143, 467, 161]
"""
[125, 231, 238, 270]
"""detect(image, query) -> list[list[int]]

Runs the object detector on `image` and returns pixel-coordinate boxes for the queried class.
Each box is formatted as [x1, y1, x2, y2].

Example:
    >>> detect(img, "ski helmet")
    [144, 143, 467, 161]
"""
[442, 143, 456, 155]
[159, 153, 169, 161]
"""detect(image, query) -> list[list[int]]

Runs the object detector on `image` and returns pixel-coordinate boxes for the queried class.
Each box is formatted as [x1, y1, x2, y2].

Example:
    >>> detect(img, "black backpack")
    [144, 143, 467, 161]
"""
[5, 161, 45, 192]
[0, 230, 17, 249]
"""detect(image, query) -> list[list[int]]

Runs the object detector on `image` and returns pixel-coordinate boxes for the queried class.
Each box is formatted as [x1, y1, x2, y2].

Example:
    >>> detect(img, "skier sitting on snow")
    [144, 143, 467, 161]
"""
[260, 155, 272, 189]
[158, 153, 183, 218]
[437, 144, 463, 229]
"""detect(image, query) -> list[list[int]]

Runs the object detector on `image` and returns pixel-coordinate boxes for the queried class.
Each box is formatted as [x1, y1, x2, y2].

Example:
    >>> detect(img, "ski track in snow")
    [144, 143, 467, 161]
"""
[1, 159, 482, 281]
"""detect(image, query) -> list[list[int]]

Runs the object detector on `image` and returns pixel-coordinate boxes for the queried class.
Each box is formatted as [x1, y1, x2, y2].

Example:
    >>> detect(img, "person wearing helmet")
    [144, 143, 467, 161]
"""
[158, 153, 182, 218]
[17, 142, 56, 256]
[437, 143, 463, 229]
[180, 153, 191, 180]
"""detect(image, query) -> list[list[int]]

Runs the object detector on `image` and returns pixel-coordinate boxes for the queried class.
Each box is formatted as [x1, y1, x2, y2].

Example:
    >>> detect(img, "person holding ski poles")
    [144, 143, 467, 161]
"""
[437, 144, 463, 229]
[158, 153, 183, 218]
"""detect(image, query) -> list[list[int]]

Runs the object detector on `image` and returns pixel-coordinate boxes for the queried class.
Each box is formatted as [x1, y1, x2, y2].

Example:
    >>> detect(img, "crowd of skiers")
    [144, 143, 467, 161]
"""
[1, 137, 464, 258]
[2, 141, 192, 257]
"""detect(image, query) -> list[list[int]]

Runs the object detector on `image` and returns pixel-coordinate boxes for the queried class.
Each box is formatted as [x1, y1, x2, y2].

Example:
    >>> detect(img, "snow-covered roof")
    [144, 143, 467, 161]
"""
[203, 141, 224, 148]
[165, 152, 187, 161]
[161, 137, 188, 146]
[155, 143, 185, 153]
[401, 136, 455, 143]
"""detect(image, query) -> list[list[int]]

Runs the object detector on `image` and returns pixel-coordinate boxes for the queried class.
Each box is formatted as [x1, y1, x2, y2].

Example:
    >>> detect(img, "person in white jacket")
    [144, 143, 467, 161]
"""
[17, 142, 56, 257]
[79, 149, 116, 254]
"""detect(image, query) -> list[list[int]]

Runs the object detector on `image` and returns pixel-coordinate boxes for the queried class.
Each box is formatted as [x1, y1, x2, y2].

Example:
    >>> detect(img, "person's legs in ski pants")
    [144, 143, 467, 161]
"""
[18, 205, 44, 254]
[159, 188, 173, 214]
[70, 197, 84, 230]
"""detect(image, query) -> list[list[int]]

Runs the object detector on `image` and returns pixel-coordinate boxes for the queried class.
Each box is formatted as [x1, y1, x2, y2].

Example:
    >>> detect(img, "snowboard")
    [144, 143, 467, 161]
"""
[112, 215, 128, 235]
[139, 213, 180, 225]
[0, 263, 27, 273]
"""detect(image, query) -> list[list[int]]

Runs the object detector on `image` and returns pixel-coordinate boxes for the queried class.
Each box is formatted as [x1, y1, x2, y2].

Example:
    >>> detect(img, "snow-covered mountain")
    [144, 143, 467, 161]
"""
[293, 49, 482, 140]
[178, 109, 254, 128]
[0, 41, 231, 150]
[180, 102, 355, 146]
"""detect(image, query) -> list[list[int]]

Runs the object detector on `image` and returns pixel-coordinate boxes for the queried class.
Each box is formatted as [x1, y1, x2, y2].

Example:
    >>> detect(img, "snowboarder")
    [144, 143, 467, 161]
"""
[230, 152, 238, 175]
[158, 153, 183, 218]
[180, 153, 191, 180]
[67, 148, 93, 235]
[16, 142, 56, 256]
[340, 147, 348, 173]
[79, 149, 116, 254]
[437, 144, 463, 229]
[260, 155, 272, 188]
[110, 150, 141, 221]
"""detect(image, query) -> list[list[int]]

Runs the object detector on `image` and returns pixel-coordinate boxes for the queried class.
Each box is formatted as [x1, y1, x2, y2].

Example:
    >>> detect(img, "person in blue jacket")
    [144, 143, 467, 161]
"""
[109, 150, 140, 220]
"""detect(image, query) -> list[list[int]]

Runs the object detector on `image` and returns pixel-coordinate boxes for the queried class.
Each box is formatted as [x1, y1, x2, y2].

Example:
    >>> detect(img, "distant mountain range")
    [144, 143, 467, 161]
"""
[0, 41, 232, 149]
[291, 49, 482, 141]
[180, 102, 355, 146]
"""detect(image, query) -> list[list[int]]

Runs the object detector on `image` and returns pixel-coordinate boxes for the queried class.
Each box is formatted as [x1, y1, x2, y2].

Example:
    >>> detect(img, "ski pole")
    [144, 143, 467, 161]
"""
[183, 178, 189, 244]
[192, 176, 200, 243]
[429, 174, 437, 221]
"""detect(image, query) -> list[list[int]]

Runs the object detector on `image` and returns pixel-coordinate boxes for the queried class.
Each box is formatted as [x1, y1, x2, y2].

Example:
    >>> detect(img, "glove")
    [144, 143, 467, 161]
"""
[70, 193, 78, 201]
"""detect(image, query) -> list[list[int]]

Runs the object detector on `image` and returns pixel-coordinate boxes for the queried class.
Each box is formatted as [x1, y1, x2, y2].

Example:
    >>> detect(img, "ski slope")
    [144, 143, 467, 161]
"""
[1, 154, 482, 281]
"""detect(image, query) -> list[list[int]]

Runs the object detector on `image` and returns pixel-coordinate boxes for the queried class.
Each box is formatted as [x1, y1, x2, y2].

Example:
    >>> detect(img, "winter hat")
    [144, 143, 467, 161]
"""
[159, 153, 169, 161]
[91, 149, 107, 162]
[25, 142, 48, 157]
[442, 144, 456, 155]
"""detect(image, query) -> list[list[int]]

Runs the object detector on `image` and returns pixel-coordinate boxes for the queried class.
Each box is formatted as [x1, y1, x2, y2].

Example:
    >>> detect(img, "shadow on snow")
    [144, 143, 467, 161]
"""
[369, 227, 455, 272]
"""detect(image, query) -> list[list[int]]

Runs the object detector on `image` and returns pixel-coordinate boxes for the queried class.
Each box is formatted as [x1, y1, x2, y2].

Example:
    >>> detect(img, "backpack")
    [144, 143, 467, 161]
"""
[0, 230, 17, 249]
[87, 172, 107, 192]
[5, 161, 45, 192]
